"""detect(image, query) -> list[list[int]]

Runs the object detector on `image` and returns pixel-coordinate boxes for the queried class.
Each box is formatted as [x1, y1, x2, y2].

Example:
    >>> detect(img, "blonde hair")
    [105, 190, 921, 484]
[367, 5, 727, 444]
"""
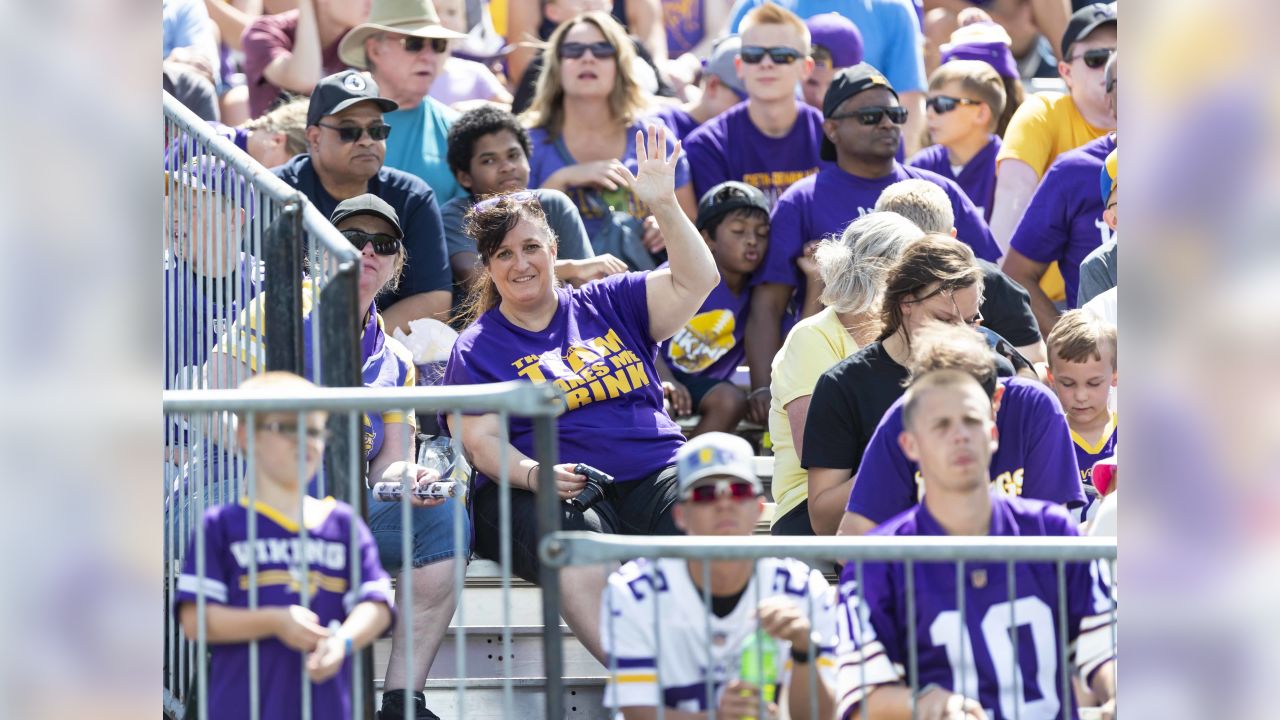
[521, 11, 649, 137]
[875, 179, 955, 234]
[235, 372, 322, 423]
[243, 97, 310, 158]
[815, 211, 922, 314]
[1047, 310, 1117, 370]
[930, 60, 1008, 135]
[740, 2, 811, 51]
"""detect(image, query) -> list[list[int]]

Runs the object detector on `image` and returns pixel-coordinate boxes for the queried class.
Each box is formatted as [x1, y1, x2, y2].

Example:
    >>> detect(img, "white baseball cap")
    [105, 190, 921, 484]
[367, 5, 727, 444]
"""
[675, 432, 761, 496]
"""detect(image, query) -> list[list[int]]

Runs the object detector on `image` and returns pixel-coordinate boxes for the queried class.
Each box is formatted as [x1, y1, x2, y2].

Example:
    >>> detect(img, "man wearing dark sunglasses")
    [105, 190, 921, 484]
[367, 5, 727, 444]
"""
[600, 432, 837, 720]
[746, 63, 997, 426]
[338, 0, 469, 205]
[275, 69, 453, 334]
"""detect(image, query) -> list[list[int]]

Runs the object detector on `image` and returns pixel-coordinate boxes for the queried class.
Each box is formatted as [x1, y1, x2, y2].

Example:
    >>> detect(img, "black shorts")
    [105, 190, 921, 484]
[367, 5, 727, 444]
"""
[472, 464, 682, 583]
[670, 368, 734, 409]
[770, 500, 815, 536]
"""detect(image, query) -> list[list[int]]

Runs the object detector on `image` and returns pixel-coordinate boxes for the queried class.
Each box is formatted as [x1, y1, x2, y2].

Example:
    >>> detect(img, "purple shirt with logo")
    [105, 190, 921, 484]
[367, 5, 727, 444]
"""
[907, 135, 1001, 222]
[684, 101, 825, 205]
[847, 377, 1085, 525]
[658, 267, 750, 382]
[444, 272, 684, 485]
[1008, 134, 1117, 309]
[174, 499, 394, 720]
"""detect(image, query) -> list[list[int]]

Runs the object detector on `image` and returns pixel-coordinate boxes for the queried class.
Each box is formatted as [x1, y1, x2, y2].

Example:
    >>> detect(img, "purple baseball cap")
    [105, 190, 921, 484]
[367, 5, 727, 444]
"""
[941, 40, 1019, 80]
[806, 13, 864, 69]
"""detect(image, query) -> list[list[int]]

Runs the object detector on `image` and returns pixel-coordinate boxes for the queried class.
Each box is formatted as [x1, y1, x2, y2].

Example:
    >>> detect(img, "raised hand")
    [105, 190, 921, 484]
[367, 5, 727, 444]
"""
[623, 124, 681, 210]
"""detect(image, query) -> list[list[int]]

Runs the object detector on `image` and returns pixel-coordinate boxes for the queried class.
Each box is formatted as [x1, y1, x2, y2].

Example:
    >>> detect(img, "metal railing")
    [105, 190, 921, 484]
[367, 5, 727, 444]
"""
[541, 533, 1118, 720]
[163, 382, 564, 719]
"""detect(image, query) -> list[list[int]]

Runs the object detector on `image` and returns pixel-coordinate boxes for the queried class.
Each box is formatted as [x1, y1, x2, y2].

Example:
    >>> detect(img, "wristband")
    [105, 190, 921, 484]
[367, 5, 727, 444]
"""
[343, 636, 353, 658]
[790, 647, 813, 664]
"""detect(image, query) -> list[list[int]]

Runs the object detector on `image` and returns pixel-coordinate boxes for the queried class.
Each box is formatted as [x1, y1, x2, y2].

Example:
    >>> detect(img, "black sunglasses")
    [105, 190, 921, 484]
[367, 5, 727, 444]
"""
[1072, 47, 1114, 69]
[341, 229, 401, 255]
[393, 35, 448, 54]
[559, 41, 617, 60]
[926, 95, 982, 114]
[740, 45, 803, 65]
[829, 106, 908, 126]
[316, 123, 392, 143]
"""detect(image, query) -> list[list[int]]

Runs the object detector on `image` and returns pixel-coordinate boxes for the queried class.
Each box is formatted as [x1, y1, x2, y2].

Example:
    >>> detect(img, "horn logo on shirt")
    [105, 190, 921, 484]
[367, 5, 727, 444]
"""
[667, 309, 736, 374]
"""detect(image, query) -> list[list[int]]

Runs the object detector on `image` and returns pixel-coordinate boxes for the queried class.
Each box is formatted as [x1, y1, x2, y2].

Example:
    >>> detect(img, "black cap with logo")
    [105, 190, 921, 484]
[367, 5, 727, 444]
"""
[820, 63, 897, 161]
[306, 70, 400, 127]
[1061, 3, 1117, 59]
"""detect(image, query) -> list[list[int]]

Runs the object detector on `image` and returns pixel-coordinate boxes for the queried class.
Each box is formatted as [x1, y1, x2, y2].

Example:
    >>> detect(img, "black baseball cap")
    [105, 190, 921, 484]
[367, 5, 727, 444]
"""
[330, 194, 403, 239]
[695, 181, 769, 232]
[820, 62, 897, 161]
[1061, 3, 1117, 59]
[306, 70, 399, 127]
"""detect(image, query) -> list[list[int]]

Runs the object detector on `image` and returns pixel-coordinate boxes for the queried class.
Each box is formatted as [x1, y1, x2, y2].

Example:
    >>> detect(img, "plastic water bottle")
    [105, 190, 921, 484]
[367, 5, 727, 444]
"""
[738, 629, 778, 718]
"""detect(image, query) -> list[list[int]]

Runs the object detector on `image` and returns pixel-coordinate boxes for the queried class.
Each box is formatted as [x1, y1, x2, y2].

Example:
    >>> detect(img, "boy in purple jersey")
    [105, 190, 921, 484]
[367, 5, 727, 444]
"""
[1046, 310, 1117, 522]
[834, 370, 1117, 720]
[683, 3, 824, 204]
[908, 60, 1005, 222]
[657, 181, 769, 436]
[175, 372, 395, 720]
[745, 63, 999, 425]
[837, 323, 1083, 536]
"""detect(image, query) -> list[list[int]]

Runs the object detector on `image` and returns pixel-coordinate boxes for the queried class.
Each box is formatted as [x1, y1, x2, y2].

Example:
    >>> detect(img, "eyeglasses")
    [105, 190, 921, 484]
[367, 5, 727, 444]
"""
[828, 106, 909, 126]
[926, 95, 982, 114]
[390, 35, 448, 54]
[559, 41, 617, 60]
[341, 229, 401, 255]
[474, 189, 538, 211]
[684, 479, 758, 504]
[1071, 47, 1114, 69]
[948, 291, 983, 328]
[316, 122, 392, 143]
[740, 45, 804, 65]
[261, 421, 331, 442]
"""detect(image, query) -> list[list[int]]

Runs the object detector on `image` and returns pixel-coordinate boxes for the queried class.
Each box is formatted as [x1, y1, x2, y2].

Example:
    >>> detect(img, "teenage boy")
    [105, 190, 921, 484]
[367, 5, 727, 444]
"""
[441, 105, 627, 306]
[684, 3, 823, 205]
[745, 64, 998, 423]
[174, 372, 395, 720]
[908, 59, 1006, 221]
[601, 432, 837, 719]
[657, 182, 769, 437]
[1046, 310, 1118, 520]
[834, 370, 1117, 720]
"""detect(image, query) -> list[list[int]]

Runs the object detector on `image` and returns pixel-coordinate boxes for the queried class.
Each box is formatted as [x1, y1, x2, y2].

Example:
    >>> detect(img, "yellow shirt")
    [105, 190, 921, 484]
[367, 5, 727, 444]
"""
[767, 308, 861, 524]
[998, 93, 1109, 303]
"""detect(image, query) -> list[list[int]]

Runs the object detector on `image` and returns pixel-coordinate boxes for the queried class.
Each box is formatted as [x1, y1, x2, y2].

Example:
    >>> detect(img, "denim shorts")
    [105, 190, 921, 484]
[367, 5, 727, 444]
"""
[365, 488, 471, 570]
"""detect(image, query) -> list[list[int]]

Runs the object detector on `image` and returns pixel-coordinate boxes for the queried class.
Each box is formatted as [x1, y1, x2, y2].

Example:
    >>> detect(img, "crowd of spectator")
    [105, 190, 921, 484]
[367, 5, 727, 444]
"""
[164, 0, 1120, 717]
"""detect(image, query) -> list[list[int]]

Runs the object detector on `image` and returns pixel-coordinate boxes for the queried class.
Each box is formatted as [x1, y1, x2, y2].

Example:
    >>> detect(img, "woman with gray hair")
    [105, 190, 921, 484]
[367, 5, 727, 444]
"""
[768, 211, 924, 536]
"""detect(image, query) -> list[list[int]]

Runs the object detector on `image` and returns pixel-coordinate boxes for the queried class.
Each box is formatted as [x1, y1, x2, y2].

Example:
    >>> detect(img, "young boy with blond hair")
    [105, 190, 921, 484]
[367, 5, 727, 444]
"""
[174, 372, 394, 719]
[908, 59, 1006, 221]
[1045, 310, 1117, 519]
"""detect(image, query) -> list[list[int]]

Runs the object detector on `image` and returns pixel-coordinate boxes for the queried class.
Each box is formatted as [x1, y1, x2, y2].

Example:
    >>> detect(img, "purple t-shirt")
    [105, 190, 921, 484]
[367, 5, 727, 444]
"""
[1073, 419, 1117, 518]
[907, 135, 1001, 222]
[658, 268, 750, 382]
[684, 101, 825, 205]
[174, 498, 394, 720]
[444, 272, 684, 485]
[847, 377, 1085, 525]
[1008, 134, 1117, 309]
[647, 105, 701, 141]
[527, 121, 691, 244]
[838, 492, 1115, 720]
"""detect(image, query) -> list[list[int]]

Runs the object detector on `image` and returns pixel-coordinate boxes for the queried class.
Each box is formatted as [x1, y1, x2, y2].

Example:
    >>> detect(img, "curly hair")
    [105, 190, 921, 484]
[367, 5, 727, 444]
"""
[446, 105, 533, 178]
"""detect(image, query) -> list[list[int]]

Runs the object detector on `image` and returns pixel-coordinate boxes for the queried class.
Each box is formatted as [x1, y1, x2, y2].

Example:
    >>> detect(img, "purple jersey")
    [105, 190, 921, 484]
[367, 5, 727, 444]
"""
[1008, 134, 1117, 309]
[684, 101, 825, 205]
[444, 272, 684, 485]
[527, 121, 690, 243]
[658, 269, 750, 382]
[907, 136, 1001, 222]
[836, 493, 1116, 720]
[174, 498, 394, 720]
[1072, 416, 1117, 518]
[848, 378, 1085, 525]
[661, 0, 706, 57]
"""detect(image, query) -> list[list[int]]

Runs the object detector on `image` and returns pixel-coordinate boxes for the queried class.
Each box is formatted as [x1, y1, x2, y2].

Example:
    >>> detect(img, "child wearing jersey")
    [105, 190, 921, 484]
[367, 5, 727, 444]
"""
[1046, 310, 1118, 521]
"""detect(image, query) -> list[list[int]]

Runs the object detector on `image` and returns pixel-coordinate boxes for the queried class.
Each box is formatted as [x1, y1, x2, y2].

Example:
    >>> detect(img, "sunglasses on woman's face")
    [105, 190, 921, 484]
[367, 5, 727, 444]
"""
[829, 106, 909, 126]
[683, 479, 758, 504]
[926, 95, 982, 114]
[394, 35, 448, 54]
[341, 229, 401, 255]
[740, 45, 803, 65]
[316, 122, 392, 143]
[1072, 47, 1114, 69]
[559, 41, 617, 60]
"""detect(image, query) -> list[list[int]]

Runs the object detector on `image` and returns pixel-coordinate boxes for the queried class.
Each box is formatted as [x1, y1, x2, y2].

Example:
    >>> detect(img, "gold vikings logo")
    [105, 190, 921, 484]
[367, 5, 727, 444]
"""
[667, 309, 737, 373]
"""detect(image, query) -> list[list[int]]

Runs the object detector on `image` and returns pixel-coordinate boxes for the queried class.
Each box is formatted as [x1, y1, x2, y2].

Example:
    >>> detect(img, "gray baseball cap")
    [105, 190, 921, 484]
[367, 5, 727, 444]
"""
[703, 35, 746, 98]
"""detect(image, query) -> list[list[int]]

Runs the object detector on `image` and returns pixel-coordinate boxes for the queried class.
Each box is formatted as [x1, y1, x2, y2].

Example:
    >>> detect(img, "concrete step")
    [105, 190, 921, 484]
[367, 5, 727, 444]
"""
[375, 677, 608, 719]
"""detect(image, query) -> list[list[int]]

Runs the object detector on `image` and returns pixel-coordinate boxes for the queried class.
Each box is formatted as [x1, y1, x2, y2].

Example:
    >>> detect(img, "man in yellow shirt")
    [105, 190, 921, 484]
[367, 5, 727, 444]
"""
[989, 2, 1116, 258]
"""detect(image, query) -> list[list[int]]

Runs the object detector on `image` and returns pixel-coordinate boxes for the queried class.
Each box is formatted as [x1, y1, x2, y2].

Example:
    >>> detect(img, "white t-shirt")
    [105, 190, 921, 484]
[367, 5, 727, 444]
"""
[1083, 286, 1117, 326]
[600, 556, 838, 712]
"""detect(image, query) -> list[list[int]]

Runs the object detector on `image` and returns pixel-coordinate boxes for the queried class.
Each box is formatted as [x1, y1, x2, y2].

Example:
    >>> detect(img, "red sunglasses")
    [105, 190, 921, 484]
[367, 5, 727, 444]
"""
[684, 479, 758, 504]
